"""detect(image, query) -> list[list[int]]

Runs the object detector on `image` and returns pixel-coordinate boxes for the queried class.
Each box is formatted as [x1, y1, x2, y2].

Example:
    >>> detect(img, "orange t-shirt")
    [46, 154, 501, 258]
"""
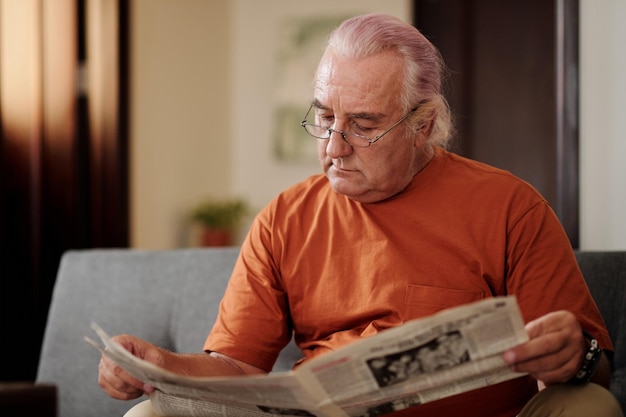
[205, 147, 611, 417]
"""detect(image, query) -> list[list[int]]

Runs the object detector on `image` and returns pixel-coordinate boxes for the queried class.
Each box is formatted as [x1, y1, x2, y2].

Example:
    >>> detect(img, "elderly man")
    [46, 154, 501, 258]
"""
[99, 13, 622, 417]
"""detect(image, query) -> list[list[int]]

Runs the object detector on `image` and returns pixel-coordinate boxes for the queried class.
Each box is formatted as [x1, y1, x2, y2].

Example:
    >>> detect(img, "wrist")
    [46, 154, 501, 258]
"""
[567, 330, 602, 385]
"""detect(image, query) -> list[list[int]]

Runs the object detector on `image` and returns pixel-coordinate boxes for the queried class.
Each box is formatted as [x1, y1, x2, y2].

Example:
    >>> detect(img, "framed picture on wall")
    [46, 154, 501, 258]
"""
[271, 16, 349, 162]
[233, 1, 411, 208]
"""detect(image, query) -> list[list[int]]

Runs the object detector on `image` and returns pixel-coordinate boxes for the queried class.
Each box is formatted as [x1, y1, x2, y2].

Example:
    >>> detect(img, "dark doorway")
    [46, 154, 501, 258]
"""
[0, 0, 129, 381]
[414, 0, 579, 247]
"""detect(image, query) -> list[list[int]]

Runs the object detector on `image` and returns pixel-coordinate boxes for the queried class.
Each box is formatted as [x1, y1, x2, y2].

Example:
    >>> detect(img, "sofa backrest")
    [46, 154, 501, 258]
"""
[575, 251, 625, 412]
[37, 248, 625, 417]
[36, 247, 301, 417]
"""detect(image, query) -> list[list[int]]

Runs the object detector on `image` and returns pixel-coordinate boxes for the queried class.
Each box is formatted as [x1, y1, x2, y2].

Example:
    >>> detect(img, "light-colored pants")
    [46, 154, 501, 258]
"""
[125, 383, 624, 417]
[518, 383, 623, 417]
[124, 400, 157, 417]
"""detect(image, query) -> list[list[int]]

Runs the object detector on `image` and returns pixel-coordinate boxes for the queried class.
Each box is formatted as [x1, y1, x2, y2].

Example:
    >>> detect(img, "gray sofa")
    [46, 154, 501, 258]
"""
[36, 248, 625, 417]
[575, 251, 625, 412]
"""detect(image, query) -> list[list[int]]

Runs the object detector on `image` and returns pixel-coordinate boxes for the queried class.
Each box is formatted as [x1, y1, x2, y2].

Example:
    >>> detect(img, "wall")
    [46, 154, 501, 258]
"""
[131, 0, 626, 250]
[579, 0, 626, 250]
[230, 0, 411, 242]
[130, 0, 410, 247]
[130, 0, 232, 248]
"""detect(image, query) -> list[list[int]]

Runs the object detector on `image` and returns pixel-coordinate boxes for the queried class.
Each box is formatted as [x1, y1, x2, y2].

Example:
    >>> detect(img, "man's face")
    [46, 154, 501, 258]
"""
[313, 50, 429, 203]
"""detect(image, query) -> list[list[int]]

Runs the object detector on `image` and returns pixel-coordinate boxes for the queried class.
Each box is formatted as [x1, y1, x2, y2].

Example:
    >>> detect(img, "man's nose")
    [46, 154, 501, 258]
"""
[325, 129, 352, 157]
[328, 128, 347, 141]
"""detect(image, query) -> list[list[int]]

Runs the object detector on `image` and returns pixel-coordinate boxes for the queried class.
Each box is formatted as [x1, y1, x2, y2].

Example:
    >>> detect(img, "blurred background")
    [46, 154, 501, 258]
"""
[1, 0, 624, 382]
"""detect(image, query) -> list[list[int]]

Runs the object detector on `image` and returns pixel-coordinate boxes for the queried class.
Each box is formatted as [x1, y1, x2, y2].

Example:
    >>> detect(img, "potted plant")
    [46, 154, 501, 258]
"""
[191, 197, 249, 246]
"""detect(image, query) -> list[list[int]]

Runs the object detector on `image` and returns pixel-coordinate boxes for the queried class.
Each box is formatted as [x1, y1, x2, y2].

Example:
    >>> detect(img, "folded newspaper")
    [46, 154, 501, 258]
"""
[86, 296, 529, 417]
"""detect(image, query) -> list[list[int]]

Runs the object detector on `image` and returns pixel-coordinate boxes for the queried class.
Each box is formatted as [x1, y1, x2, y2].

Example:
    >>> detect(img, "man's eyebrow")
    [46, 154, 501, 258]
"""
[311, 99, 329, 111]
[310, 99, 385, 121]
[348, 111, 384, 122]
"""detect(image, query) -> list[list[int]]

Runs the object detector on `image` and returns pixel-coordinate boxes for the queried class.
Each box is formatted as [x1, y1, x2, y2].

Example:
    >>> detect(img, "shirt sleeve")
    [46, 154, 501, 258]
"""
[505, 199, 613, 352]
[204, 203, 294, 372]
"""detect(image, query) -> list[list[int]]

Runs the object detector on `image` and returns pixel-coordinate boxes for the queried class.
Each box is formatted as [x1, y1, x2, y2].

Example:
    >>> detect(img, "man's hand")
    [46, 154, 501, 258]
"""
[502, 310, 586, 385]
[98, 335, 164, 400]
[98, 335, 268, 401]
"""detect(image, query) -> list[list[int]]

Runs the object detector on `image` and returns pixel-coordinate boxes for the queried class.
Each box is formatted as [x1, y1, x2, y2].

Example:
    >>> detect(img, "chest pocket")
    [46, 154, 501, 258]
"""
[404, 284, 486, 321]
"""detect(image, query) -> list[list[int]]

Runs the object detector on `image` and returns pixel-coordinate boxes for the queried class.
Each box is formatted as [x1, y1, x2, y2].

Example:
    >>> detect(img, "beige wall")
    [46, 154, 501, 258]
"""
[580, 0, 626, 250]
[130, 0, 626, 250]
[230, 0, 412, 242]
[130, 0, 410, 248]
[131, 0, 231, 248]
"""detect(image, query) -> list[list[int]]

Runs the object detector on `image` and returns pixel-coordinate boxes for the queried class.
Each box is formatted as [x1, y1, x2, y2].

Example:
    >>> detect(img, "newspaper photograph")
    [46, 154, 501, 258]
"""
[293, 296, 529, 416]
[86, 296, 529, 417]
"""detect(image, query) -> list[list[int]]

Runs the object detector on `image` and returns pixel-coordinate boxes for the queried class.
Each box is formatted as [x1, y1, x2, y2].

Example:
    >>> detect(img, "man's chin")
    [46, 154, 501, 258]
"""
[327, 177, 366, 200]
[327, 176, 393, 203]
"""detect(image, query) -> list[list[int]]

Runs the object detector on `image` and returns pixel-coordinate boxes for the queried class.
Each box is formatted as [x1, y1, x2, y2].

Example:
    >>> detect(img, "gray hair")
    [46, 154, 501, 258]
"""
[323, 13, 454, 148]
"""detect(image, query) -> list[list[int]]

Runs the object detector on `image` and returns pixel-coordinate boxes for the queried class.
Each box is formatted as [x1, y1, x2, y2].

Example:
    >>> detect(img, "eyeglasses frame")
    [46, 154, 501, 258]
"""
[300, 101, 425, 148]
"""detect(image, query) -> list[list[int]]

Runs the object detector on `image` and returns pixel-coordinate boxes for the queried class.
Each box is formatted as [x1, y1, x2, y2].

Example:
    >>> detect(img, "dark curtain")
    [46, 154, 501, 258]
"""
[0, 0, 129, 381]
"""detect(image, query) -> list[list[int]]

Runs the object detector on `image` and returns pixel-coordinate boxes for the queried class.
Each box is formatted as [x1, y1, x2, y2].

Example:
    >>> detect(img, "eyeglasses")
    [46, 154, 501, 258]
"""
[300, 101, 424, 148]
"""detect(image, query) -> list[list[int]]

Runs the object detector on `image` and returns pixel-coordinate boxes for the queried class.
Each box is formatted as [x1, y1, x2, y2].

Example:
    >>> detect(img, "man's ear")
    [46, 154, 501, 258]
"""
[414, 116, 436, 146]
[422, 118, 435, 137]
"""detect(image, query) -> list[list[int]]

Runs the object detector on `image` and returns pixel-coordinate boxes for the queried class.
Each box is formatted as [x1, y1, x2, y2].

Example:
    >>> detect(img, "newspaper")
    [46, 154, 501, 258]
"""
[85, 296, 529, 417]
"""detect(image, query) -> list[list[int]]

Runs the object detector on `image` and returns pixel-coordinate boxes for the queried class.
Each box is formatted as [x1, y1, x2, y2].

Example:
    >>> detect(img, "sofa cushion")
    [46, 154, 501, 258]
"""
[36, 247, 301, 417]
[37, 248, 624, 417]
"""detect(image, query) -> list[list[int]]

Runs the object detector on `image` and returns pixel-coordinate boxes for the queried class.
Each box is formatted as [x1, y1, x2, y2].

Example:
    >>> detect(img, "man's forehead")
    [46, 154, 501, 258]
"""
[310, 98, 387, 121]
[313, 51, 404, 111]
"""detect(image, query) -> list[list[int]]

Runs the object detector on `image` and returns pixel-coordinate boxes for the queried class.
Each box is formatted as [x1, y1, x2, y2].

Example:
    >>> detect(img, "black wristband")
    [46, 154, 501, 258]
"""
[568, 330, 602, 385]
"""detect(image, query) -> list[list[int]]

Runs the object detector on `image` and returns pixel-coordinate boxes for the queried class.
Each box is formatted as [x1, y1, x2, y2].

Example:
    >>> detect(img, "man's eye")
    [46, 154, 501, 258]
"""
[319, 115, 334, 126]
[353, 123, 375, 134]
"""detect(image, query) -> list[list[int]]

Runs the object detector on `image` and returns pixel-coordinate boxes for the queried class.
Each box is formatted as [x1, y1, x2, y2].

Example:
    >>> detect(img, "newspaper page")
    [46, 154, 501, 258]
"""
[86, 327, 340, 417]
[86, 296, 528, 417]
[293, 296, 529, 416]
